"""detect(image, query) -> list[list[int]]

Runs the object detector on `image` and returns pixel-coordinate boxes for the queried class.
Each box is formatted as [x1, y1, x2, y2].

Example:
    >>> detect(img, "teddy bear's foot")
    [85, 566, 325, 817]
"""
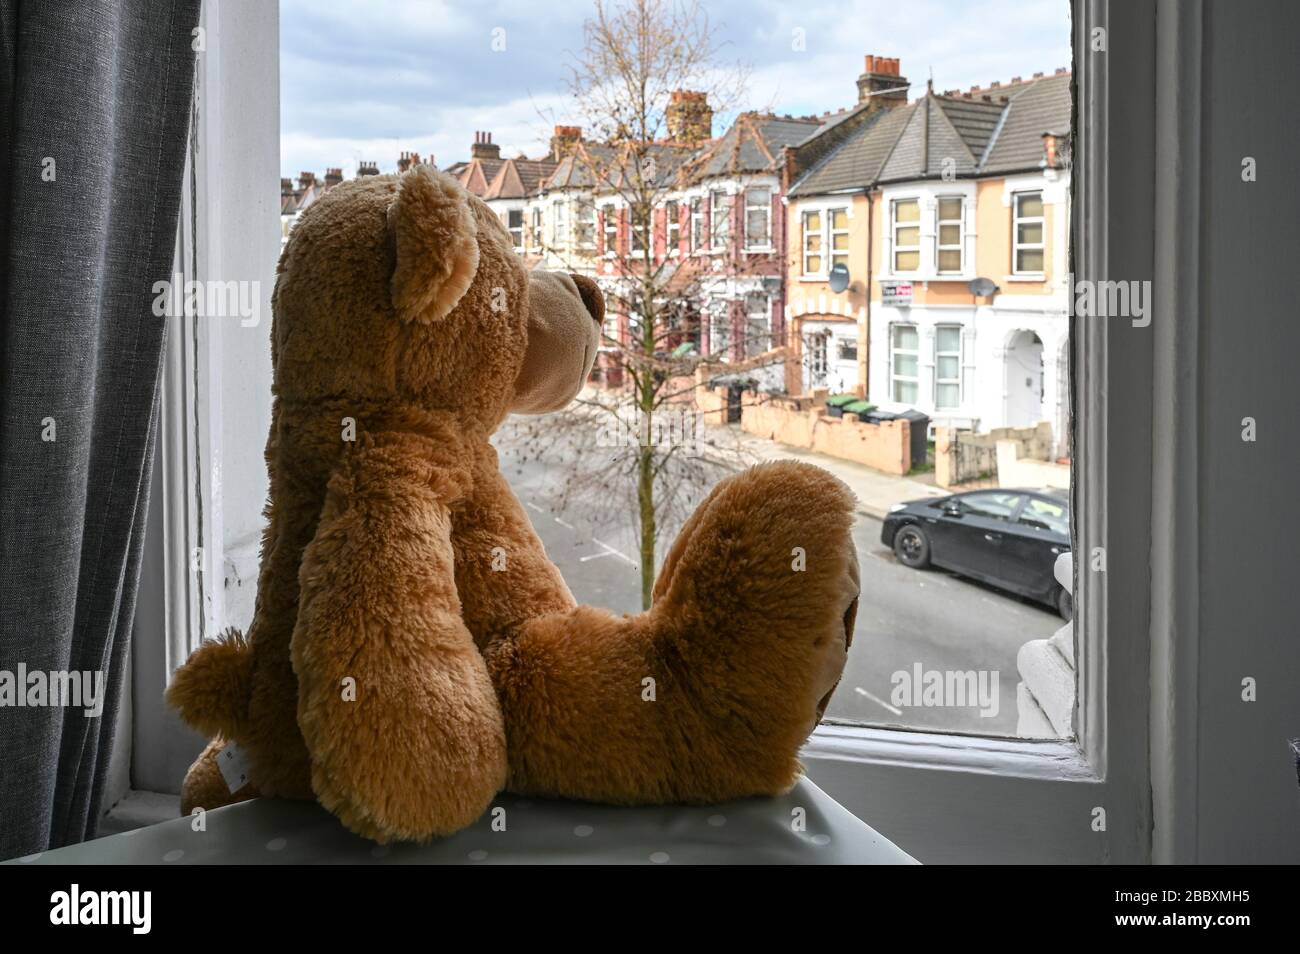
[488, 460, 859, 805]
[179, 738, 260, 817]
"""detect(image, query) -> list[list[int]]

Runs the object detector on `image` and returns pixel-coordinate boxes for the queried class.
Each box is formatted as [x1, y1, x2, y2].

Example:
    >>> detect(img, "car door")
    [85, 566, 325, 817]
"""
[1000, 494, 1071, 599]
[930, 491, 1022, 580]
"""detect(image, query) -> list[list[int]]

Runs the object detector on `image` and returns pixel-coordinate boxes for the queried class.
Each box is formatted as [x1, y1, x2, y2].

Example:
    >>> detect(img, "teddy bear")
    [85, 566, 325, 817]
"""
[166, 165, 861, 843]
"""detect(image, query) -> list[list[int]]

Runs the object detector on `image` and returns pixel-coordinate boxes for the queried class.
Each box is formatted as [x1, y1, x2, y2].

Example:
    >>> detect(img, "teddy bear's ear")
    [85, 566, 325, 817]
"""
[387, 166, 480, 323]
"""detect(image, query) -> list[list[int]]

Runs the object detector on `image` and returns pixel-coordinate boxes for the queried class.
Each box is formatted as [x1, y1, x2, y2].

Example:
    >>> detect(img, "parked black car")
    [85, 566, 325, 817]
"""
[881, 488, 1072, 619]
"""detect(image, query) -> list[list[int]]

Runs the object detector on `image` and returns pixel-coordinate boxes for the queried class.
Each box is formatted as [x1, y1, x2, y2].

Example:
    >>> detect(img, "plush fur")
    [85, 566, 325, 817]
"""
[167, 165, 860, 842]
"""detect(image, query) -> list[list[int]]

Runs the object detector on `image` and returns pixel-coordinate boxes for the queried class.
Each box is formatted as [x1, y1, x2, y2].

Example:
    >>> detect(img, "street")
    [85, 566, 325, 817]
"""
[494, 421, 1062, 737]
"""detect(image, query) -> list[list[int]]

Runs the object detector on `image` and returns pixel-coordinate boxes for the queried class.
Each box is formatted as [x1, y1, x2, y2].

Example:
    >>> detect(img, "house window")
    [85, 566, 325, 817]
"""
[891, 323, 919, 403]
[937, 197, 963, 273]
[744, 293, 770, 356]
[601, 203, 617, 255]
[630, 206, 647, 255]
[828, 207, 849, 271]
[710, 303, 731, 360]
[744, 188, 771, 249]
[551, 198, 568, 245]
[665, 200, 680, 254]
[807, 332, 828, 385]
[690, 197, 704, 252]
[530, 206, 543, 250]
[709, 190, 731, 250]
[801, 210, 822, 275]
[576, 197, 595, 249]
[934, 324, 962, 409]
[1013, 191, 1045, 274]
[892, 198, 920, 272]
[837, 336, 858, 362]
[506, 209, 524, 251]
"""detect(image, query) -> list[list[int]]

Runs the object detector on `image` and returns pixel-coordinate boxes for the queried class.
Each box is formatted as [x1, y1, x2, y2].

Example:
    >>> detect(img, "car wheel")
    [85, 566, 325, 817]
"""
[1056, 585, 1073, 621]
[893, 524, 930, 569]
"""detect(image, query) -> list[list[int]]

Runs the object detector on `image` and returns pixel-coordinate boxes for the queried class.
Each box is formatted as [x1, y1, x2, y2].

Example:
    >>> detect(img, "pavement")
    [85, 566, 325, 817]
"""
[716, 423, 950, 519]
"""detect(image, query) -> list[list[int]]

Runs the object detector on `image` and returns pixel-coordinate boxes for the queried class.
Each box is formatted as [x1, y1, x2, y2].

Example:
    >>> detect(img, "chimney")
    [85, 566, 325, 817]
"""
[857, 54, 908, 110]
[665, 90, 712, 144]
[356, 161, 378, 177]
[324, 167, 343, 189]
[471, 131, 501, 160]
[280, 177, 293, 196]
[297, 171, 316, 191]
[397, 150, 425, 173]
[549, 125, 582, 159]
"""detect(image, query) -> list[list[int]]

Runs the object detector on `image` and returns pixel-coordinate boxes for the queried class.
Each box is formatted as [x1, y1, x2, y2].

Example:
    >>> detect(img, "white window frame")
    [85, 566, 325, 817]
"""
[1012, 189, 1046, 275]
[665, 199, 680, 256]
[689, 196, 705, 253]
[530, 205, 543, 251]
[141, 0, 1180, 866]
[933, 323, 963, 410]
[936, 195, 964, 274]
[889, 322, 919, 403]
[800, 208, 823, 276]
[802, 0, 1160, 864]
[601, 203, 617, 257]
[551, 197, 568, 246]
[506, 207, 524, 252]
[743, 187, 771, 251]
[709, 189, 731, 251]
[709, 302, 731, 360]
[575, 196, 595, 251]
[743, 292, 770, 357]
[891, 196, 921, 274]
[827, 206, 849, 272]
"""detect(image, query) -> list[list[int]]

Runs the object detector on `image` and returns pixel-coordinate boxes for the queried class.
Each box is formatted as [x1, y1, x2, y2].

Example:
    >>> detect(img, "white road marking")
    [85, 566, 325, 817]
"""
[554, 517, 575, 529]
[854, 686, 903, 716]
[525, 501, 545, 514]
[580, 538, 638, 567]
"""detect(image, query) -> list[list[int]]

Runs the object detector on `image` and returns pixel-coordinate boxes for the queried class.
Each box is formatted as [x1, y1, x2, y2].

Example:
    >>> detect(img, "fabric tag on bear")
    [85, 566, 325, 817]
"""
[217, 743, 251, 793]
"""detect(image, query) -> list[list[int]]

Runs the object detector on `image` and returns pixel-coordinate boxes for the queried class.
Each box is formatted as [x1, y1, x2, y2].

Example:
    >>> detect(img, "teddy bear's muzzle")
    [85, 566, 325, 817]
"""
[510, 270, 603, 415]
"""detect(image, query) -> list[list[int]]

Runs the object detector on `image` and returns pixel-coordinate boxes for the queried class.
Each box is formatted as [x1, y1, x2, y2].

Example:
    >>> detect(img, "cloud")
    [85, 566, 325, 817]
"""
[280, 0, 1071, 177]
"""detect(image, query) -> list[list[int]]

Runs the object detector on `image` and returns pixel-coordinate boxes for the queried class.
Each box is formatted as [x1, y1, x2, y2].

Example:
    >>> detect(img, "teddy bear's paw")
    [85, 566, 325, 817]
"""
[648, 460, 860, 792]
[180, 738, 260, 817]
[296, 618, 509, 843]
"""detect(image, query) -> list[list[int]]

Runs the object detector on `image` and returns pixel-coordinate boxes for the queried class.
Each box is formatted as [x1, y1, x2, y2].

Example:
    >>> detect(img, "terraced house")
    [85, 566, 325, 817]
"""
[785, 58, 1072, 447]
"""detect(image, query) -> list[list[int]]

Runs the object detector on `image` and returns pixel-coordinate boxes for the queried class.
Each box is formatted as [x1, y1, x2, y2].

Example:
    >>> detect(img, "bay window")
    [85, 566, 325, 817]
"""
[744, 188, 771, 249]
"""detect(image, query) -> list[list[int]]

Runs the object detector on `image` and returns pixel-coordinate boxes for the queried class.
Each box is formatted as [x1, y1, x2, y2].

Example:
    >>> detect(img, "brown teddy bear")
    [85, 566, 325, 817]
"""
[167, 165, 860, 843]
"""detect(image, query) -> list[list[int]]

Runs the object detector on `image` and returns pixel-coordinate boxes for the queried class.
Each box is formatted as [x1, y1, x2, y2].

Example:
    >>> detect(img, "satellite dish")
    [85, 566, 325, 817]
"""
[828, 263, 851, 293]
[968, 277, 998, 297]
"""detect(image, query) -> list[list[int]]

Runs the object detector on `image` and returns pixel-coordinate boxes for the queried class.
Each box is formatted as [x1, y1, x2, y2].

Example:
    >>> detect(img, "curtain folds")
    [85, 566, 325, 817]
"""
[0, 0, 201, 858]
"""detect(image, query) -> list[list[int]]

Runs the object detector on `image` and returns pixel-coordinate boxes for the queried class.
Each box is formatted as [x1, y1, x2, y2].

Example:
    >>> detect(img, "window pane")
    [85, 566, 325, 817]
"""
[1017, 249, 1044, 272]
[936, 382, 959, 408]
[831, 208, 848, 230]
[895, 199, 919, 222]
[938, 249, 962, 271]
[895, 249, 920, 270]
[746, 210, 768, 244]
[938, 197, 962, 220]
[806, 233, 822, 251]
[893, 325, 918, 350]
[1016, 193, 1044, 217]
[939, 224, 961, 245]
[961, 492, 1023, 520]
[895, 354, 918, 377]
[806, 254, 821, 273]
[893, 379, 918, 403]
[937, 355, 959, 379]
[804, 211, 821, 230]
[896, 226, 919, 246]
[936, 326, 961, 351]
[1017, 222, 1043, 245]
[832, 232, 849, 251]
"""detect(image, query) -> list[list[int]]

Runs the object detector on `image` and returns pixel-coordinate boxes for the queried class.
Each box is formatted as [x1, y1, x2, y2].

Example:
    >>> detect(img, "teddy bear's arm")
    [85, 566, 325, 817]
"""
[451, 462, 577, 650]
[290, 433, 507, 842]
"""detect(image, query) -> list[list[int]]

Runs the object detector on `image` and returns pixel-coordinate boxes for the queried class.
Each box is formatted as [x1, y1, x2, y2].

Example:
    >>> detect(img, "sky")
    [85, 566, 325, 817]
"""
[279, 0, 1071, 180]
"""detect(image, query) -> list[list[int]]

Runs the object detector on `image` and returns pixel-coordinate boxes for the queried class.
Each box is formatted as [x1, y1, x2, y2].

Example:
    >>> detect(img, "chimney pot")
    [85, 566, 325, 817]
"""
[1033, 71, 1044, 78]
[865, 54, 876, 73]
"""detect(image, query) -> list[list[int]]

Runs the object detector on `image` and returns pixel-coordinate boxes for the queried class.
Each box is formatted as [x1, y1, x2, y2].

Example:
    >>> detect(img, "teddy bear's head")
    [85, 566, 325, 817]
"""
[271, 165, 603, 431]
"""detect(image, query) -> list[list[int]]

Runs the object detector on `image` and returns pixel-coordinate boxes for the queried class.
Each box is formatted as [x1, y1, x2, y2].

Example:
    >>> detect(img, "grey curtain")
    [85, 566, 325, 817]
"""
[0, 0, 201, 858]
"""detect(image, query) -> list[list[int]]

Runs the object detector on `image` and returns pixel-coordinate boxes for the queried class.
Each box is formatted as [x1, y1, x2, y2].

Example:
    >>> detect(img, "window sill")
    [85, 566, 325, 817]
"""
[805, 722, 1094, 782]
[1004, 273, 1046, 283]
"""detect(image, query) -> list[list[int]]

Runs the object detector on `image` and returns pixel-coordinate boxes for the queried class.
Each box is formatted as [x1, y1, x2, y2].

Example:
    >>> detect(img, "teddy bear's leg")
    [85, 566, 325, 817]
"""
[179, 738, 260, 816]
[291, 433, 507, 842]
[485, 460, 859, 804]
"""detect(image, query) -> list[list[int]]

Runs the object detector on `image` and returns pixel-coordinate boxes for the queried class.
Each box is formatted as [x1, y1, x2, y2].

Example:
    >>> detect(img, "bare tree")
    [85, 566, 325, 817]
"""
[515, 0, 787, 609]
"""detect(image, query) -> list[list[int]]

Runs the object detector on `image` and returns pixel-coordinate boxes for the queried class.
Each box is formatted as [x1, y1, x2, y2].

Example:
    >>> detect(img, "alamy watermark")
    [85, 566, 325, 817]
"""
[596, 406, 702, 451]
[0, 665, 104, 717]
[1063, 272, 1152, 327]
[891, 664, 1000, 718]
[152, 274, 261, 327]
